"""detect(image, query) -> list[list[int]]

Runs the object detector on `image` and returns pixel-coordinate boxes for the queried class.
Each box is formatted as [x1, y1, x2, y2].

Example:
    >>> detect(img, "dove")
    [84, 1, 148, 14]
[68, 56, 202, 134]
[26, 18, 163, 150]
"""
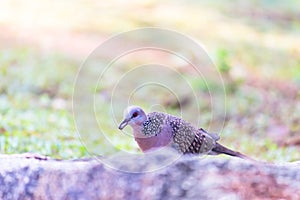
[119, 106, 251, 159]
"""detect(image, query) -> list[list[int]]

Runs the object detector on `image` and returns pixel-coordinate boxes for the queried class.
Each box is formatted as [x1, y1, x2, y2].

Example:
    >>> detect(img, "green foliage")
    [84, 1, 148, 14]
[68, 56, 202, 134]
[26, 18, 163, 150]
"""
[215, 48, 242, 94]
[216, 48, 231, 74]
[0, 48, 88, 158]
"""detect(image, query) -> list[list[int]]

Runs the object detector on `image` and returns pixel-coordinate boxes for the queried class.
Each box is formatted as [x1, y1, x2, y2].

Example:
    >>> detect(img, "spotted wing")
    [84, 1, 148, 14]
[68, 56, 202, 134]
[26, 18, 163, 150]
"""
[168, 115, 216, 154]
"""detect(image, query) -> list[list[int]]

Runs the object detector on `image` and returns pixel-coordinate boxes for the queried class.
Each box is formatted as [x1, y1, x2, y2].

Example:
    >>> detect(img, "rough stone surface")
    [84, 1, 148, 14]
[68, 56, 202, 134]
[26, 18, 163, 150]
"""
[0, 153, 299, 200]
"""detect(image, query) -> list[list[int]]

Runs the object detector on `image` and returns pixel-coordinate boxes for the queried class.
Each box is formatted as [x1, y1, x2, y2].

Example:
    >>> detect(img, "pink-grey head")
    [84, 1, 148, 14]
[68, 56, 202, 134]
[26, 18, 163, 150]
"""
[118, 106, 147, 130]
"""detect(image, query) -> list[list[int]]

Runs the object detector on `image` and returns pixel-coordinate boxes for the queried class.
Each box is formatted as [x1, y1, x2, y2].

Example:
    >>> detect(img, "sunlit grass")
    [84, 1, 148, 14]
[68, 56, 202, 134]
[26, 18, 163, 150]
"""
[0, 1, 299, 161]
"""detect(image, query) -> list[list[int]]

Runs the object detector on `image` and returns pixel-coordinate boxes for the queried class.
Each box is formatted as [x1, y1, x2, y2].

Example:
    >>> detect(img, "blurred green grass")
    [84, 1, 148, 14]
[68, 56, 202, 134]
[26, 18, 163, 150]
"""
[0, 48, 87, 158]
[0, 0, 299, 161]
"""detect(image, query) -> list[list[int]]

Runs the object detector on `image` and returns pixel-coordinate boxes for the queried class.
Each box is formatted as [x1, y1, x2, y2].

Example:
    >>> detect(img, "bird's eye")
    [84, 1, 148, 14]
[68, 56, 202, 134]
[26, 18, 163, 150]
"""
[132, 112, 138, 118]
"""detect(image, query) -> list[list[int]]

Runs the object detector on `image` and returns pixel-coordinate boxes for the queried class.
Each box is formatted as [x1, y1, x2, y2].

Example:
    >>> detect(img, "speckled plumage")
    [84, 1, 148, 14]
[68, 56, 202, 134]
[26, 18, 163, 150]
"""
[119, 106, 251, 159]
[141, 112, 217, 154]
[142, 112, 166, 136]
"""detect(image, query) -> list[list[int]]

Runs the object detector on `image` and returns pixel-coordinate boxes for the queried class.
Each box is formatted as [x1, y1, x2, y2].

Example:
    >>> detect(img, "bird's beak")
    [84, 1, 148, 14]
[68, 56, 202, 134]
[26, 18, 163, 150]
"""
[118, 118, 130, 130]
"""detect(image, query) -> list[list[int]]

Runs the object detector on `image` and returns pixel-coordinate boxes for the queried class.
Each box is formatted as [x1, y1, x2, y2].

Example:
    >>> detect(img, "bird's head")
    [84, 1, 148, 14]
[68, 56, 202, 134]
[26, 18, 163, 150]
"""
[118, 106, 147, 130]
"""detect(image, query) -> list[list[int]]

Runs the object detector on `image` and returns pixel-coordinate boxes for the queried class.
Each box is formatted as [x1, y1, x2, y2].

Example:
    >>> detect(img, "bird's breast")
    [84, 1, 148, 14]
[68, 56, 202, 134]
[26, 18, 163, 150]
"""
[133, 126, 173, 152]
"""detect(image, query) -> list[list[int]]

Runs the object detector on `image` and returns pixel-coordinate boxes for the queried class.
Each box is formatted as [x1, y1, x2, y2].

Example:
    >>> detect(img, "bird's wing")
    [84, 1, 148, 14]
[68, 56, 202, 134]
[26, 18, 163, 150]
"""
[167, 115, 217, 154]
[192, 128, 217, 154]
[199, 128, 220, 141]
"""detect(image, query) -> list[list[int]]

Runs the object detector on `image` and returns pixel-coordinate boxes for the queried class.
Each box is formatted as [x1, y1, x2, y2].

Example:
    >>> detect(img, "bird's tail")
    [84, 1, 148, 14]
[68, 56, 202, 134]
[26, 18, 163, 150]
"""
[212, 142, 255, 161]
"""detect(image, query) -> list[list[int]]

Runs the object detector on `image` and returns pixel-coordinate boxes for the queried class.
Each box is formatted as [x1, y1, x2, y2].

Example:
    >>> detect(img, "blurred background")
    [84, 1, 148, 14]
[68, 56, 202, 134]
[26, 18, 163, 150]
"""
[0, 0, 299, 161]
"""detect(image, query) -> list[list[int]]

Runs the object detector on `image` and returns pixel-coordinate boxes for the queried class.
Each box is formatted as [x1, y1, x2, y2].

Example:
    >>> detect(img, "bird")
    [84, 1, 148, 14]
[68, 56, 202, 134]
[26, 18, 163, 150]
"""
[118, 105, 252, 160]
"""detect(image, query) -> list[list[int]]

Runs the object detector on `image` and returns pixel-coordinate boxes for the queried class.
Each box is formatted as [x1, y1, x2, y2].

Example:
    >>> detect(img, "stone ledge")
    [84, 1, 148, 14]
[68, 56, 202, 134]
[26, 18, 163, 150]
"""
[0, 153, 299, 199]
